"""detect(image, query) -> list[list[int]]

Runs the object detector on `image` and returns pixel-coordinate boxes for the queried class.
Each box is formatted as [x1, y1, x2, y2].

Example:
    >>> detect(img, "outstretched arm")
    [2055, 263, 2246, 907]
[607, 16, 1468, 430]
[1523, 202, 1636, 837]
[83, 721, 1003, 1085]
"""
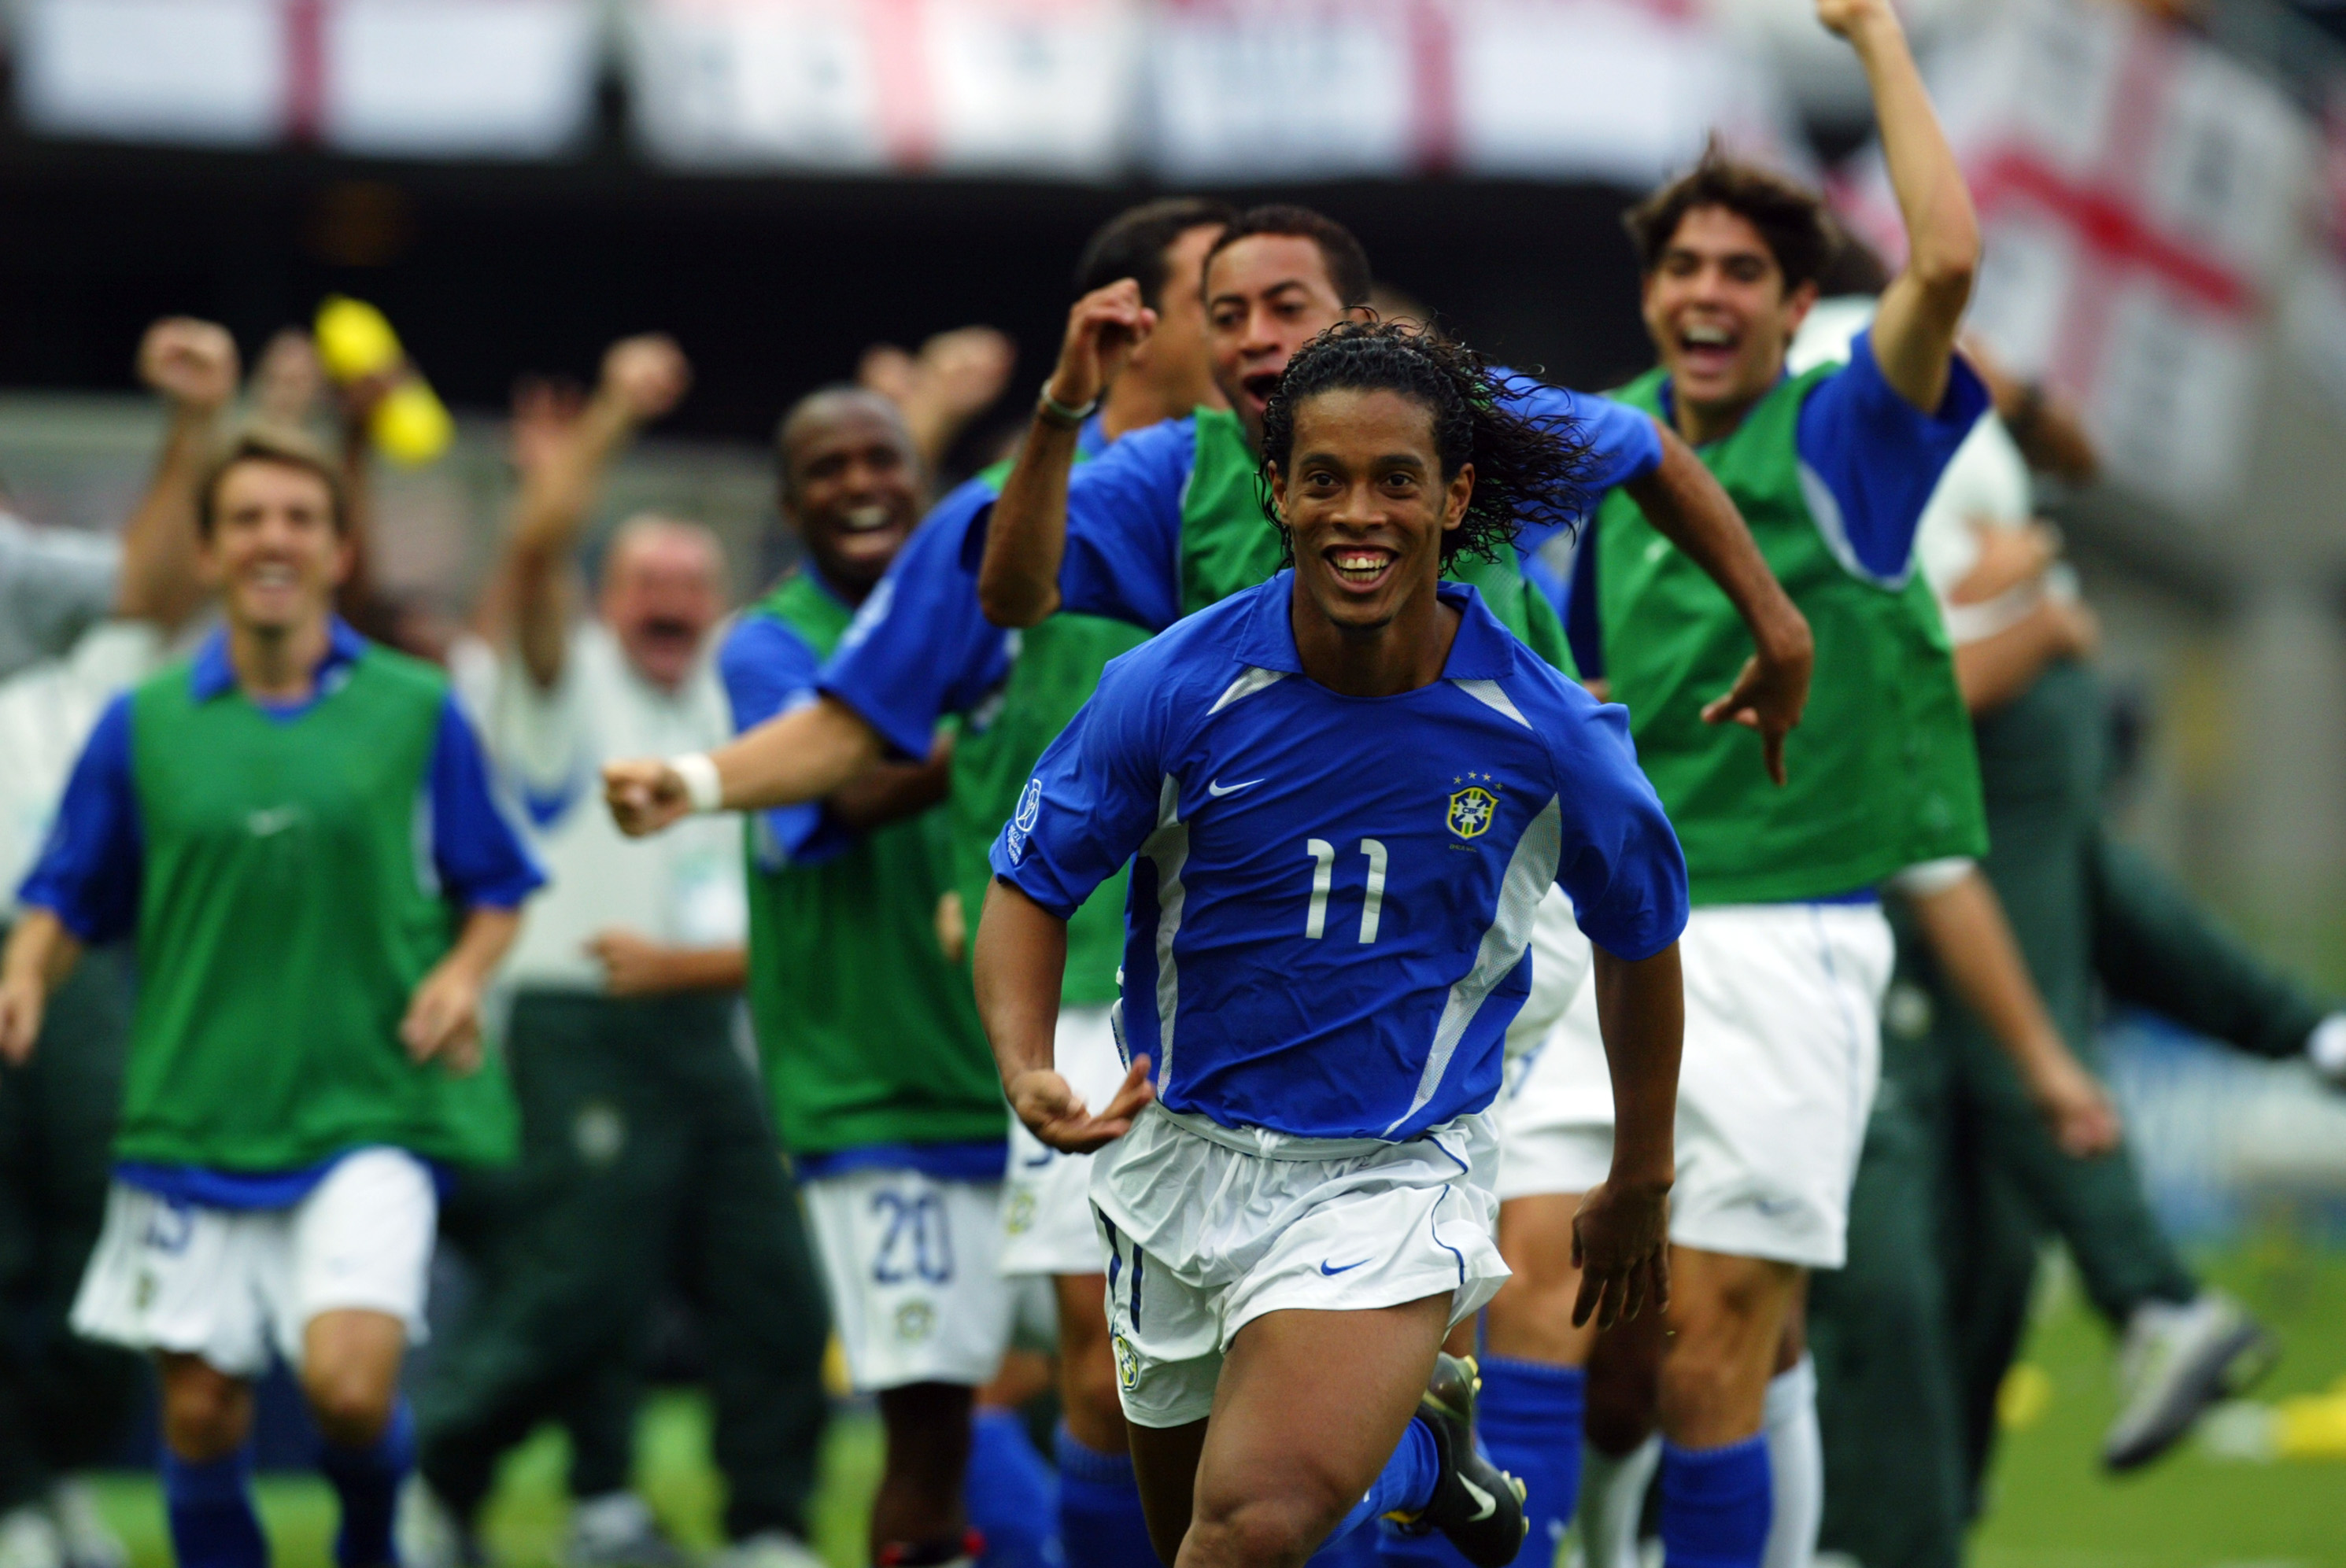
[974, 877, 1152, 1153]
[1823, 0, 1978, 412]
[0, 912, 84, 1066]
[492, 336, 691, 689]
[860, 326, 1017, 477]
[978, 282, 1155, 627]
[1624, 422, 1814, 784]
[604, 693, 887, 836]
[1897, 865, 2119, 1156]
[117, 318, 238, 632]
[1573, 942, 1681, 1330]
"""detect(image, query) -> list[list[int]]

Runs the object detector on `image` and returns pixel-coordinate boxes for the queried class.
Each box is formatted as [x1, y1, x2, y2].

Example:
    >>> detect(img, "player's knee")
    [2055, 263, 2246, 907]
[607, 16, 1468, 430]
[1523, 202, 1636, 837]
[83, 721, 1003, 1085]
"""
[1184, 1492, 1332, 1568]
[161, 1361, 253, 1461]
[1482, 1268, 1587, 1362]
[304, 1360, 397, 1447]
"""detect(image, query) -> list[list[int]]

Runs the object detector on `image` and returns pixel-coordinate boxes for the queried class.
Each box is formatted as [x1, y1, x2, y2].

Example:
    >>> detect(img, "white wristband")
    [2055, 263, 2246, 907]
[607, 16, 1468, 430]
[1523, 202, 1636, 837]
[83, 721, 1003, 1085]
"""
[669, 752, 725, 814]
[2308, 1013, 2346, 1083]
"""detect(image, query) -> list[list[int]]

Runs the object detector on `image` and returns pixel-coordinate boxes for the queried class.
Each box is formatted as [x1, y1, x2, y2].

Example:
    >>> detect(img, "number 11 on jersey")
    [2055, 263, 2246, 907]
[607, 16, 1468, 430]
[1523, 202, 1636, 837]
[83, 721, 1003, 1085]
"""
[1304, 839, 1387, 943]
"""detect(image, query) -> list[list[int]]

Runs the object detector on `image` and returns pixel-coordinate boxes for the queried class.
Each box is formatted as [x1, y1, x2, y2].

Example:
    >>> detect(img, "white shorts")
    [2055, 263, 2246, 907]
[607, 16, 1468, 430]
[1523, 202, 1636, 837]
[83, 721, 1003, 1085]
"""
[70, 1147, 437, 1378]
[1506, 887, 1590, 1064]
[1091, 1105, 1509, 1430]
[1000, 1003, 1127, 1278]
[1497, 902, 1893, 1269]
[802, 1166, 1014, 1392]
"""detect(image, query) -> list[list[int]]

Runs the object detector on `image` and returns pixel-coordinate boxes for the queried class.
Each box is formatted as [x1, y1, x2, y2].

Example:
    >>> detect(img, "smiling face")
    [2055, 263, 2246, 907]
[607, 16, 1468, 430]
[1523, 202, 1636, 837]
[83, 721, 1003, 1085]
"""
[1206, 234, 1354, 452]
[201, 458, 350, 638]
[600, 519, 724, 690]
[1640, 204, 1817, 430]
[780, 391, 924, 599]
[1272, 386, 1472, 638]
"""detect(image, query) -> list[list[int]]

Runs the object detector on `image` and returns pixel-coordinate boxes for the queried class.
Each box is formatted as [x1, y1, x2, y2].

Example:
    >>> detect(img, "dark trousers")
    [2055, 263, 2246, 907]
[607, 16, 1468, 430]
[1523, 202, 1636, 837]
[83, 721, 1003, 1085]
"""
[1816, 666, 2331, 1562]
[416, 990, 829, 1540]
[0, 939, 143, 1510]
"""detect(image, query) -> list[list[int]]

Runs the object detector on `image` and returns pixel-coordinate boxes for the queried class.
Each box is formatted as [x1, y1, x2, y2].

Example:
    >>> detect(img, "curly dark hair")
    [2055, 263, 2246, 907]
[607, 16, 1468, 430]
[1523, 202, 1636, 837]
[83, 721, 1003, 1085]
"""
[1256, 319, 1594, 568]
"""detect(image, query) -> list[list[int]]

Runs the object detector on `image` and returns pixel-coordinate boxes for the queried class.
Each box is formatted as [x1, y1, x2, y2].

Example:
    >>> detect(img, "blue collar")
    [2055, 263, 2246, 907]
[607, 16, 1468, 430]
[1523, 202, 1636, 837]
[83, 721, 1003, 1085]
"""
[189, 617, 368, 703]
[1232, 572, 1519, 683]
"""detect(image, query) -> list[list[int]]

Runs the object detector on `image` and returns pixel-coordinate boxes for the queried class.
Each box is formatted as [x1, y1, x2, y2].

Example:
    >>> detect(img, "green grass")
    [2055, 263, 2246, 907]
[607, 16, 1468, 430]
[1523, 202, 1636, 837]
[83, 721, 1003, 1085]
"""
[83, 1243, 2346, 1568]
[1971, 1241, 2346, 1568]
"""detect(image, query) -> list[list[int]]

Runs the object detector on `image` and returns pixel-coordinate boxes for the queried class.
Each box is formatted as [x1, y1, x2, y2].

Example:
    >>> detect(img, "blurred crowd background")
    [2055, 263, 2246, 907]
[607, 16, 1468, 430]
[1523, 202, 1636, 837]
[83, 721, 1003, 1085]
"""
[2, 0, 2345, 1557]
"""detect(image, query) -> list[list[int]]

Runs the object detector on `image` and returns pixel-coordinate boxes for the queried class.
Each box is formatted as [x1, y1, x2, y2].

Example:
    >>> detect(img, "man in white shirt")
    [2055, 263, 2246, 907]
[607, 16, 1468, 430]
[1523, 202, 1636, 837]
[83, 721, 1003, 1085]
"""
[409, 338, 827, 1568]
[0, 318, 236, 1568]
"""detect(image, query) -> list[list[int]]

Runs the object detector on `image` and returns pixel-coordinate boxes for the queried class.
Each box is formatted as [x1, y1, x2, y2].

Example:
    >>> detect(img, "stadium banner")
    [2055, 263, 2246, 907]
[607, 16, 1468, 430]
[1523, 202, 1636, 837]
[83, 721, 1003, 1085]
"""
[1145, 0, 1797, 183]
[1839, 0, 2318, 510]
[624, 0, 1140, 175]
[15, 0, 599, 156]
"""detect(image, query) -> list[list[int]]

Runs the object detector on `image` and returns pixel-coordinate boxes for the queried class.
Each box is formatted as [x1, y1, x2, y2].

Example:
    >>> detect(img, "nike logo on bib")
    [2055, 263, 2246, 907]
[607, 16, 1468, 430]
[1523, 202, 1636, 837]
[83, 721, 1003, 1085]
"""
[246, 806, 301, 838]
[1319, 1259, 1366, 1275]
[1206, 778, 1264, 798]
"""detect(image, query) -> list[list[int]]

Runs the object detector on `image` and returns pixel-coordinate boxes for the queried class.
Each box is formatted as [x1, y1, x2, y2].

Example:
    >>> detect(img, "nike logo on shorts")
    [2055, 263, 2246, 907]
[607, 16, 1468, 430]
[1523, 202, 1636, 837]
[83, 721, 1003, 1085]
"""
[1206, 778, 1265, 798]
[1319, 1259, 1367, 1275]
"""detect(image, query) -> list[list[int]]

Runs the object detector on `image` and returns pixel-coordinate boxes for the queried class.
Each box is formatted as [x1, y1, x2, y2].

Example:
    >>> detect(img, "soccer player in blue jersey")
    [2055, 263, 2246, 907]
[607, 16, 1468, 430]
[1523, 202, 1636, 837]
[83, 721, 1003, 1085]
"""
[970, 321, 1690, 1568]
[0, 429, 542, 1568]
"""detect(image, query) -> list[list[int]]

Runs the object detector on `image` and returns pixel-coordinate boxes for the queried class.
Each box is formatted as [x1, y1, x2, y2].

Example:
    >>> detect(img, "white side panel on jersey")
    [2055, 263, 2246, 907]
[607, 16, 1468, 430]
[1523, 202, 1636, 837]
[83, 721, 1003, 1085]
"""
[1140, 773, 1190, 1095]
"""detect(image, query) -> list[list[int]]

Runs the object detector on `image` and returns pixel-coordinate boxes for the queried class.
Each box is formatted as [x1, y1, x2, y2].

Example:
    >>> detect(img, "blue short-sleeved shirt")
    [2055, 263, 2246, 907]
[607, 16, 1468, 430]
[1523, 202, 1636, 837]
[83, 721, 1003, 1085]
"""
[1567, 331, 1989, 678]
[1021, 378, 1664, 636]
[718, 588, 865, 870]
[19, 619, 543, 944]
[992, 574, 1689, 1142]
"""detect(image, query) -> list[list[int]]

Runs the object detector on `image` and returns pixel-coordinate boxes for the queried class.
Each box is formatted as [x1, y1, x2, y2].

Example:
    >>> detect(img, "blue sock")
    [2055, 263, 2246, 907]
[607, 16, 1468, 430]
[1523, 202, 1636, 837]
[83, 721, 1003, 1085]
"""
[965, 1408, 1061, 1568]
[1372, 1517, 1473, 1568]
[1053, 1424, 1153, 1568]
[1332, 1417, 1440, 1541]
[163, 1445, 268, 1568]
[1658, 1437, 1772, 1568]
[1307, 1519, 1385, 1568]
[1477, 1356, 1585, 1559]
[317, 1397, 415, 1568]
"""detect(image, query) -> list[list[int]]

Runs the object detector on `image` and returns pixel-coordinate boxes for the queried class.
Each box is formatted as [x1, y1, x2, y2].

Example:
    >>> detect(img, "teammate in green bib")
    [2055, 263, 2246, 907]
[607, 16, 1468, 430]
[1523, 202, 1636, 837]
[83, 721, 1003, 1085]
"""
[1483, 3, 1990, 1565]
[1, 429, 541, 1568]
[716, 386, 1015, 1568]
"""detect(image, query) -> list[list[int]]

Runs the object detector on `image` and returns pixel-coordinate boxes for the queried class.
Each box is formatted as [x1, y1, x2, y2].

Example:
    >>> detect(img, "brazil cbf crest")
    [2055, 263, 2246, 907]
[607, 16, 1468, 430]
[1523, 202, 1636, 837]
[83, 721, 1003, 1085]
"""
[1446, 773, 1499, 840]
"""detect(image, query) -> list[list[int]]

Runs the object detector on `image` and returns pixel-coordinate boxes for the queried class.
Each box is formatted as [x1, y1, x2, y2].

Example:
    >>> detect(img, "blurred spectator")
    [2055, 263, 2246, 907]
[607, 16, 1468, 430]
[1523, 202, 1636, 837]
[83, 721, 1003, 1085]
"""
[856, 325, 1016, 478]
[0, 318, 237, 1568]
[408, 337, 829, 1568]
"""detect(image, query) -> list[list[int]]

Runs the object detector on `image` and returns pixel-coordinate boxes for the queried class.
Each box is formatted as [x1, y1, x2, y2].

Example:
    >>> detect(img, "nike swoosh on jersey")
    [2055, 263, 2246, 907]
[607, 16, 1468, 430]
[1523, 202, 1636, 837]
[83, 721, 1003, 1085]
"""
[1206, 778, 1265, 798]
[1319, 1259, 1367, 1275]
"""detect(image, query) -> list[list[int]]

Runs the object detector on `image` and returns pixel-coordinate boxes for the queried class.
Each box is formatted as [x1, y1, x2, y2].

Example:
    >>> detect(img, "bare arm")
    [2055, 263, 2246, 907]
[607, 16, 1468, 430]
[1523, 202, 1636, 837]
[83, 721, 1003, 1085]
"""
[1573, 942, 1683, 1329]
[826, 743, 952, 836]
[497, 336, 691, 689]
[861, 327, 1017, 476]
[974, 877, 1152, 1153]
[1823, 0, 1978, 413]
[603, 694, 887, 836]
[977, 282, 1155, 628]
[1953, 596, 2097, 714]
[583, 931, 748, 996]
[1960, 336, 2098, 485]
[399, 906, 523, 1076]
[1898, 867, 2119, 1156]
[1624, 422, 1815, 784]
[116, 319, 238, 631]
[0, 911, 85, 1065]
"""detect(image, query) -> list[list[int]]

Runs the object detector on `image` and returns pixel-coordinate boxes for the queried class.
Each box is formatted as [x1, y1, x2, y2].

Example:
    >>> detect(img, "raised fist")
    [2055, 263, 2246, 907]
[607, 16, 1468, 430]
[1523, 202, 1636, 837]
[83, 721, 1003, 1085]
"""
[138, 318, 240, 415]
[600, 334, 691, 423]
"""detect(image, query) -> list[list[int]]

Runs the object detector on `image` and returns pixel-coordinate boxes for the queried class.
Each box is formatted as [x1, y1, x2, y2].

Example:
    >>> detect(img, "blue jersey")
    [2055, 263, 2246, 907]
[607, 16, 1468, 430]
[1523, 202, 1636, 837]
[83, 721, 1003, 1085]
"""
[991, 575, 1688, 1142]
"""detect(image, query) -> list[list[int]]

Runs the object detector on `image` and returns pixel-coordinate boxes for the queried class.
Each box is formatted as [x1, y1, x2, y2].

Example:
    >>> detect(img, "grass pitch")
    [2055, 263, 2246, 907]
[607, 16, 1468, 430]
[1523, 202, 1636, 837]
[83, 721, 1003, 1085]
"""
[84, 1247, 2345, 1568]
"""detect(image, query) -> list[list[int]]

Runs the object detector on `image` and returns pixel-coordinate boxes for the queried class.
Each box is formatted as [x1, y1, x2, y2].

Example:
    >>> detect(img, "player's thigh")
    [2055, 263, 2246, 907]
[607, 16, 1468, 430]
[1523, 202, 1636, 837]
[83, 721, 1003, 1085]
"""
[279, 1149, 436, 1370]
[1128, 1417, 1211, 1567]
[802, 1169, 1012, 1393]
[1484, 1193, 1598, 1365]
[1191, 1297, 1452, 1562]
[1055, 1271, 1127, 1447]
[1656, 1245, 1801, 1447]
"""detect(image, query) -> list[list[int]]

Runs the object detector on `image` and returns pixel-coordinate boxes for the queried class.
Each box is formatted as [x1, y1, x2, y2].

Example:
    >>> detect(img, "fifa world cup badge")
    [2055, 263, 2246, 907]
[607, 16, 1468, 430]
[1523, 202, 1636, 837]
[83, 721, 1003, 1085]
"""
[1446, 773, 1499, 840]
